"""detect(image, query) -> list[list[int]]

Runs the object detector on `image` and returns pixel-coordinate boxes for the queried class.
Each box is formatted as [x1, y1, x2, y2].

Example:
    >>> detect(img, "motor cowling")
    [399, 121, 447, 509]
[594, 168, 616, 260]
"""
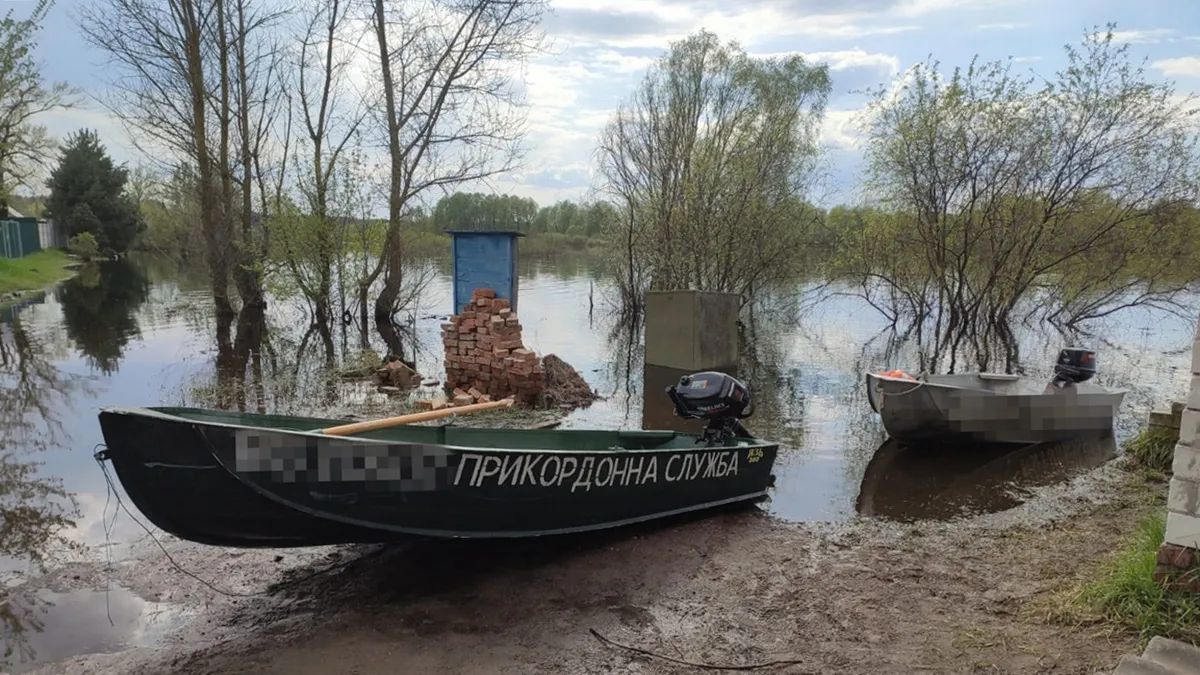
[1053, 347, 1096, 385]
[666, 372, 752, 444]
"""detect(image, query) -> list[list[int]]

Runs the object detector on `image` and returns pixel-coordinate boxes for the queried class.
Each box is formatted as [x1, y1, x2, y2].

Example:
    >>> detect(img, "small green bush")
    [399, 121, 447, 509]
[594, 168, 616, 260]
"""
[1126, 426, 1177, 474]
[67, 232, 100, 260]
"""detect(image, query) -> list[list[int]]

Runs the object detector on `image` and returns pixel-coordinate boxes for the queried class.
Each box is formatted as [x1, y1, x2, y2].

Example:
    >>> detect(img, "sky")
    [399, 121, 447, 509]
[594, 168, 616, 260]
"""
[17, 0, 1200, 208]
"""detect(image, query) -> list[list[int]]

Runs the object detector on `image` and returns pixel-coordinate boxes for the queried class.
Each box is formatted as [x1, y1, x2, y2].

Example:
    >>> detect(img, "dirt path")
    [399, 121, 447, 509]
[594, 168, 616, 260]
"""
[45, 463, 1161, 675]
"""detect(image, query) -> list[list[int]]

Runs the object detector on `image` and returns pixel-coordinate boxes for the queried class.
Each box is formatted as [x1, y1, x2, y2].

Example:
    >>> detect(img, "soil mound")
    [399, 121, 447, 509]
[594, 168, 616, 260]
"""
[540, 353, 597, 409]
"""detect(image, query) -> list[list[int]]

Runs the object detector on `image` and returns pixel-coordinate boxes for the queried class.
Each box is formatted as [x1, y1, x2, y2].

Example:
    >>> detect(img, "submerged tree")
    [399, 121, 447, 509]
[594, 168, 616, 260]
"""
[82, 0, 286, 315]
[598, 31, 830, 312]
[368, 0, 545, 327]
[844, 29, 1200, 371]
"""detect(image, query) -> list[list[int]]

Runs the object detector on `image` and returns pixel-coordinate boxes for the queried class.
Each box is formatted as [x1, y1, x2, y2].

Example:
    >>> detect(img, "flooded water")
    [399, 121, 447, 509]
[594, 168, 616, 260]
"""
[0, 254, 1196, 669]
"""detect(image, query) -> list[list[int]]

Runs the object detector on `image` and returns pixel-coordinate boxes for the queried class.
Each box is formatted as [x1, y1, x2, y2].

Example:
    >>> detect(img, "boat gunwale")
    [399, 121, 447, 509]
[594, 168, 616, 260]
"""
[863, 372, 1129, 398]
[100, 406, 779, 455]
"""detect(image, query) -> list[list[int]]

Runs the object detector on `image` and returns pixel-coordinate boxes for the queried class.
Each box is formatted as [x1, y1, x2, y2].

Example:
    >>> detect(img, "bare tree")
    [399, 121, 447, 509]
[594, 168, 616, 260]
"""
[0, 0, 74, 214]
[82, 0, 284, 315]
[283, 0, 363, 335]
[82, 0, 234, 314]
[367, 0, 544, 329]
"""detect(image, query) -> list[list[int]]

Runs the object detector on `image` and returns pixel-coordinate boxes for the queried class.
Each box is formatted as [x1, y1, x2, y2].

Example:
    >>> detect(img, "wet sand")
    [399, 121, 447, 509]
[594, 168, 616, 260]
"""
[34, 460, 1160, 675]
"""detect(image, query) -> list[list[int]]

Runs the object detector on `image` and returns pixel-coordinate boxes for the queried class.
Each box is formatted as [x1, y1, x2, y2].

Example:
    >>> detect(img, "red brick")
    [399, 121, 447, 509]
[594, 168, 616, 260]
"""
[1159, 544, 1197, 568]
[473, 288, 496, 299]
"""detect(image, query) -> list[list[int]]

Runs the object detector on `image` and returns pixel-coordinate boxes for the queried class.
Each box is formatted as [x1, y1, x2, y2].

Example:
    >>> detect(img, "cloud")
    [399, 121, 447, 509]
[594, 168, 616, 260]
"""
[796, 49, 900, 75]
[1011, 55, 1042, 63]
[977, 22, 1027, 31]
[893, 0, 1016, 17]
[592, 50, 656, 74]
[546, 0, 920, 47]
[1109, 29, 1176, 44]
[821, 108, 867, 150]
[545, 7, 682, 42]
[515, 166, 593, 189]
[1153, 57, 1200, 79]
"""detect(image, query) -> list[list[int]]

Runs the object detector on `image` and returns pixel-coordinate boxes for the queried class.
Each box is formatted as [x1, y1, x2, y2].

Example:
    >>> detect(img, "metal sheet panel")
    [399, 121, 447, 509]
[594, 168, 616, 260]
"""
[450, 232, 519, 314]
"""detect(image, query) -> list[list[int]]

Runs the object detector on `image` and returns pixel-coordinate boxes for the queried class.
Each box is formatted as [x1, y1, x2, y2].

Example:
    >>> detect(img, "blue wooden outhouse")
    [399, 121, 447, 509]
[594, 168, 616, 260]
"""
[447, 230, 523, 314]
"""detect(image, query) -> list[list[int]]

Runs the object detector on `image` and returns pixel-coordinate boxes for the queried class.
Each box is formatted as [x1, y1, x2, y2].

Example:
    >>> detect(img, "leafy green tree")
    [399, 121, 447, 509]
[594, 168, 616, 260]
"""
[0, 0, 73, 215]
[849, 29, 1200, 371]
[433, 193, 539, 232]
[598, 31, 831, 310]
[45, 130, 144, 253]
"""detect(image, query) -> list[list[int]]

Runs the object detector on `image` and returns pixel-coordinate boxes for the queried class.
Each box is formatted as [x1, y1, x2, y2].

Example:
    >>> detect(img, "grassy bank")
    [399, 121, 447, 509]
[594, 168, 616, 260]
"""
[1048, 513, 1200, 645]
[0, 249, 75, 295]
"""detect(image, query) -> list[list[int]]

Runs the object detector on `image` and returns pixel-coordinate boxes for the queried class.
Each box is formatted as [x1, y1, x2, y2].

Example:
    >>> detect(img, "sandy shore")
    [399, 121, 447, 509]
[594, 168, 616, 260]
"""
[24, 458, 1163, 675]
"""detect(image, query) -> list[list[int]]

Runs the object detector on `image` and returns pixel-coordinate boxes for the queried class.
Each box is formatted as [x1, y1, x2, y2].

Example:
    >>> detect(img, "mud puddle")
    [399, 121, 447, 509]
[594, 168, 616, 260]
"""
[3, 586, 189, 673]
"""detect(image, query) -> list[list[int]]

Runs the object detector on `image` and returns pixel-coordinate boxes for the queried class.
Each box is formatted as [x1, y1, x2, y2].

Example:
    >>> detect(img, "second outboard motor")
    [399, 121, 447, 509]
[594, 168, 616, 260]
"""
[1051, 347, 1097, 388]
[666, 371, 753, 445]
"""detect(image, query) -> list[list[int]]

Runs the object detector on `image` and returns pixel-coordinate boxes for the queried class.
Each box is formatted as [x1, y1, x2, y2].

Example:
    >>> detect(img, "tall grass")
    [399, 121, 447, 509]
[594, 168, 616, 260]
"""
[1049, 514, 1200, 644]
[1125, 427, 1178, 474]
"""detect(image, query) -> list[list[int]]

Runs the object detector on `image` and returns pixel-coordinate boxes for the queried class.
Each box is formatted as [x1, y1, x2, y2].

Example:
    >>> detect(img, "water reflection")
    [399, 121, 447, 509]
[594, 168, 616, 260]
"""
[57, 260, 151, 374]
[856, 434, 1117, 521]
[5, 587, 186, 672]
[0, 311, 82, 666]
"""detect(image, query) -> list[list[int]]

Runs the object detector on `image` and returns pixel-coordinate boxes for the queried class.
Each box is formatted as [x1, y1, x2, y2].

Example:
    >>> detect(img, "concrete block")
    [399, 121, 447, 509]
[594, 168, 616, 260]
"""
[1189, 383, 1200, 412]
[1181, 408, 1200, 447]
[1167, 477, 1200, 516]
[1193, 338, 1200, 374]
[1148, 409, 1182, 431]
[1112, 654, 1176, 675]
[644, 290, 738, 371]
[1143, 636, 1200, 674]
[1172, 444, 1200, 482]
[1165, 511, 1200, 549]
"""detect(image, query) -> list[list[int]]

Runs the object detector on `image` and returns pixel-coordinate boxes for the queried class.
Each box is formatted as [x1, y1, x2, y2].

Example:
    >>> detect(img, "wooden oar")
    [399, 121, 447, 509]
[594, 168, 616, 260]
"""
[320, 398, 515, 437]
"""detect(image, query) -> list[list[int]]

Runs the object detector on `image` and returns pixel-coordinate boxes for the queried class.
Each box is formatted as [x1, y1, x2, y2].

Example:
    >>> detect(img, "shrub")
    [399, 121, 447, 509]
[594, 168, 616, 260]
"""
[67, 232, 100, 260]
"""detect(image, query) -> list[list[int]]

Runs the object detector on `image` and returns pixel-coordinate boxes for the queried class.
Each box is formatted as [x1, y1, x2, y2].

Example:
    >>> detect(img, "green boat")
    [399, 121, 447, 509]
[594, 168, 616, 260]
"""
[96, 372, 779, 547]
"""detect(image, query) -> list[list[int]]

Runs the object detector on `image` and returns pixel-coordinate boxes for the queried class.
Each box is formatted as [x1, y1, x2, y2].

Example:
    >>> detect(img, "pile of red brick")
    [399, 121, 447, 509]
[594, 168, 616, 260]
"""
[442, 288, 544, 405]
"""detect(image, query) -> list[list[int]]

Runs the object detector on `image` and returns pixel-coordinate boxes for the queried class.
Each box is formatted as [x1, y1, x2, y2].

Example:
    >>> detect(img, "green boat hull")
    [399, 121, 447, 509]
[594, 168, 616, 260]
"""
[98, 407, 779, 547]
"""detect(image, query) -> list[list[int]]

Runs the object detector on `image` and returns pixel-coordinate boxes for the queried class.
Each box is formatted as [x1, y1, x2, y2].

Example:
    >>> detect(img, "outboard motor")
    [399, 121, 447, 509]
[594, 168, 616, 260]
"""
[666, 371, 753, 445]
[1051, 347, 1097, 388]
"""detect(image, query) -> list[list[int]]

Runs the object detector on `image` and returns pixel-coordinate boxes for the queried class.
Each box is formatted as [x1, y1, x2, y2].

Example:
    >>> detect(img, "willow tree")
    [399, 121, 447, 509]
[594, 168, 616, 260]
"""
[598, 31, 830, 312]
[853, 29, 1200, 371]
